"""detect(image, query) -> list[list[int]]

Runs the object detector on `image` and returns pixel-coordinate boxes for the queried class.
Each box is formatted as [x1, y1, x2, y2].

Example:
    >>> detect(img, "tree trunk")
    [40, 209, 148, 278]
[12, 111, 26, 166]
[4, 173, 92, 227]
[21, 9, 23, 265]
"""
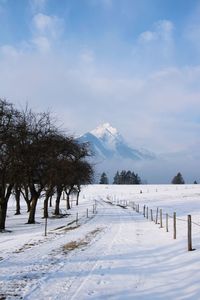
[15, 186, 21, 215]
[55, 187, 62, 215]
[43, 196, 49, 219]
[26, 200, 31, 213]
[21, 186, 31, 212]
[43, 187, 53, 218]
[66, 193, 71, 210]
[0, 184, 13, 230]
[27, 195, 39, 224]
[0, 200, 8, 231]
[76, 191, 80, 206]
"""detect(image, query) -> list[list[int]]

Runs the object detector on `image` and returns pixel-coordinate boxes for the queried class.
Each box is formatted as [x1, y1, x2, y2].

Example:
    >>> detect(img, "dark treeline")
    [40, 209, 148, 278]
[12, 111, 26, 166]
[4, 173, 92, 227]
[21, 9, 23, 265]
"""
[113, 170, 141, 184]
[0, 99, 93, 231]
[99, 170, 141, 184]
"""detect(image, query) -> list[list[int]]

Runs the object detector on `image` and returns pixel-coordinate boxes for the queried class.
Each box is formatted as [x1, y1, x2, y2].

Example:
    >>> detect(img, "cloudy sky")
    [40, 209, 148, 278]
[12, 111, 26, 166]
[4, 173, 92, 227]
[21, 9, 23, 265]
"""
[1, 0, 200, 155]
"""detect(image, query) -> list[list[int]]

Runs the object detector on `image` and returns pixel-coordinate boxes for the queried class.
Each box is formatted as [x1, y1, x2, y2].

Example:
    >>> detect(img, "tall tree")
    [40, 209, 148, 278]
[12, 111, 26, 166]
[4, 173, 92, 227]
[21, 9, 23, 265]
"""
[171, 172, 185, 184]
[99, 172, 109, 184]
[113, 171, 120, 184]
[0, 99, 21, 230]
[119, 170, 127, 184]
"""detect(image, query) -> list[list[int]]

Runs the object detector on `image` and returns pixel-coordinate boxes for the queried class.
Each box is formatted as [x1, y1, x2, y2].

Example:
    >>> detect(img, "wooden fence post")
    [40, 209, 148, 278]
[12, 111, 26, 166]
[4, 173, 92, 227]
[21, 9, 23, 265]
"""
[155, 207, 159, 224]
[173, 212, 176, 239]
[146, 207, 148, 219]
[86, 208, 89, 218]
[160, 209, 163, 228]
[150, 209, 153, 221]
[143, 205, 146, 217]
[44, 217, 47, 236]
[188, 215, 192, 251]
[166, 213, 169, 232]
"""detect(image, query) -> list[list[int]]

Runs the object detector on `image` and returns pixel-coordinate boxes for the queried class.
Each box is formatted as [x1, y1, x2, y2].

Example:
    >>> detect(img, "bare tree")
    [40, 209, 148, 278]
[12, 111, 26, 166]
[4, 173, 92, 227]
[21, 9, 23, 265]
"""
[0, 99, 20, 230]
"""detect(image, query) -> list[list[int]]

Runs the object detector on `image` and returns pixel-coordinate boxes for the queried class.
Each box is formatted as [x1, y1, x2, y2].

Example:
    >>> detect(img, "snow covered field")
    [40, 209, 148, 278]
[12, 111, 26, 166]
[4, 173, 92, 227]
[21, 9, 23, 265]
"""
[1, 184, 200, 299]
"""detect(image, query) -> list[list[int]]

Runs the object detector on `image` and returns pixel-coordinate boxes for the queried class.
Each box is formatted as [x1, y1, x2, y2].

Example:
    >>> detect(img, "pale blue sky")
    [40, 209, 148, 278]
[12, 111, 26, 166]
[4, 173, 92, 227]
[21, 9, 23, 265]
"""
[0, 0, 200, 157]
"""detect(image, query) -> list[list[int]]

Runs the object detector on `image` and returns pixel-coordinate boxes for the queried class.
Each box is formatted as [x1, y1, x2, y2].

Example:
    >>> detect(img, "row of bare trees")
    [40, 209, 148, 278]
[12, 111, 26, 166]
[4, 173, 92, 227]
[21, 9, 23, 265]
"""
[0, 99, 93, 231]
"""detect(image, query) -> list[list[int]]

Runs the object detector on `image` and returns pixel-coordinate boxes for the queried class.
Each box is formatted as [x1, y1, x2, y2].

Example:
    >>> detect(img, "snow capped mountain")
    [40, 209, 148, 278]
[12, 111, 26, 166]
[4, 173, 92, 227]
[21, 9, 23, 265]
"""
[78, 123, 155, 161]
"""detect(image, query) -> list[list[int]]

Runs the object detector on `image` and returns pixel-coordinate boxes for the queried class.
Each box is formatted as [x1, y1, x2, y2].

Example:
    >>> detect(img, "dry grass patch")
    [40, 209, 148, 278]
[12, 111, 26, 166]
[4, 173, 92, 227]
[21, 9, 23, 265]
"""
[63, 240, 88, 251]
[63, 227, 103, 253]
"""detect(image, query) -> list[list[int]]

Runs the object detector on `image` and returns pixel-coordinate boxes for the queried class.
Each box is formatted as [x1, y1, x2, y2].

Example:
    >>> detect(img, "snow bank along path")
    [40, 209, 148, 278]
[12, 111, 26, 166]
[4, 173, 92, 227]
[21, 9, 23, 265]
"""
[1, 184, 200, 299]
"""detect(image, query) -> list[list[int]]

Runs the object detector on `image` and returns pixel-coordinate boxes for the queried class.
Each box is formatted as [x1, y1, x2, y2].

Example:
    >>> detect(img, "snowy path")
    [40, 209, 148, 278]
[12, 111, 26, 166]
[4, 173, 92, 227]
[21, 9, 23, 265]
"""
[1, 198, 200, 299]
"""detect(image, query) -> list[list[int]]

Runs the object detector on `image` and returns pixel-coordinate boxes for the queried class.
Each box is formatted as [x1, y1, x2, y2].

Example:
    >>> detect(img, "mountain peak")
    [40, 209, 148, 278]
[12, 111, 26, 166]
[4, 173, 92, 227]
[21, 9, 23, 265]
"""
[91, 123, 119, 139]
[78, 123, 155, 161]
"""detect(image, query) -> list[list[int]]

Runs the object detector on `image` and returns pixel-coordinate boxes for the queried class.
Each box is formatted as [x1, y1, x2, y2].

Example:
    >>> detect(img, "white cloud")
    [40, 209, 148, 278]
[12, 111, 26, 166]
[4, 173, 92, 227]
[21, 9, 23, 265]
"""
[0, 43, 199, 152]
[30, 0, 47, 12]
[134, 19, 175, 71]
[138, 30, 157, 43]
[138, 20, 174, 44]
[32, 13, 64, 39]
[30, 13, 65, 52]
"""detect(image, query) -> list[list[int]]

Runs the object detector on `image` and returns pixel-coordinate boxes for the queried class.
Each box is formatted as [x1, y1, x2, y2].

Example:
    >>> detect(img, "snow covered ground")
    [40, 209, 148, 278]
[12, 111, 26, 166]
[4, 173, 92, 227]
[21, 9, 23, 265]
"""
[1, 184, 200, 299]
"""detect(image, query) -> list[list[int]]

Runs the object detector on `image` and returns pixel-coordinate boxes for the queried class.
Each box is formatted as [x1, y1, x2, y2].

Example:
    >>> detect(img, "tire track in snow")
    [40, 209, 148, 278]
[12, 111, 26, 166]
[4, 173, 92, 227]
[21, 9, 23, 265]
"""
[22, 200, 123, 300]
[70, 202, 149, 298]
[22, 199, 110, 300]
[69, 204, 124, 300]
[67, 203, 148, 299]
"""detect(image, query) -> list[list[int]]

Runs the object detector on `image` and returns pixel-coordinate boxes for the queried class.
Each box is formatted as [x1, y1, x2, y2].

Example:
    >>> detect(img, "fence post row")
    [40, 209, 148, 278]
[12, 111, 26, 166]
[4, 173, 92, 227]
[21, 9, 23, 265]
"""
[130, 201, 196, 252]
